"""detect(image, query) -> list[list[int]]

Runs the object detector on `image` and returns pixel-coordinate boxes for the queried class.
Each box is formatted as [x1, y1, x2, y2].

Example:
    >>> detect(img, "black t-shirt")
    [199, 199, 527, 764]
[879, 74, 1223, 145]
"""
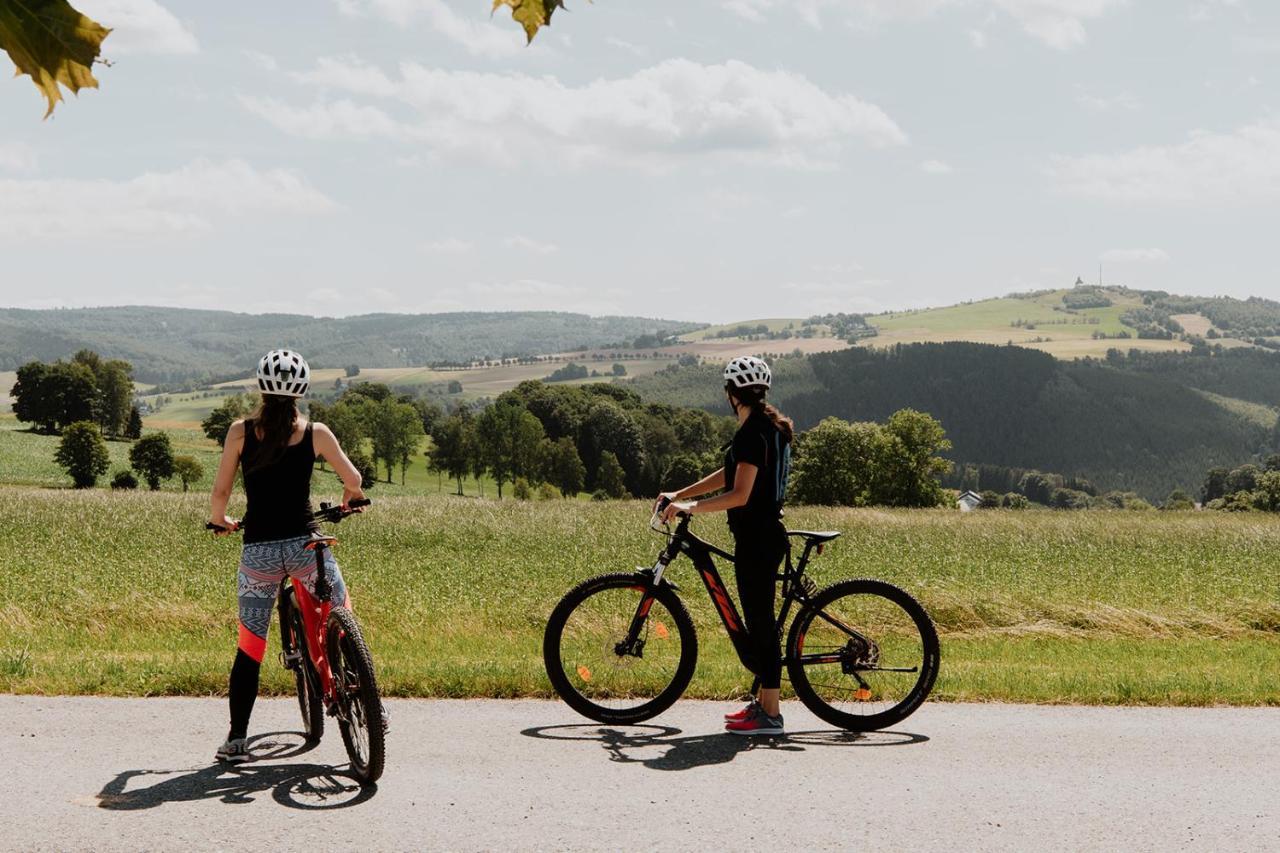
[724, 409, 791, 533]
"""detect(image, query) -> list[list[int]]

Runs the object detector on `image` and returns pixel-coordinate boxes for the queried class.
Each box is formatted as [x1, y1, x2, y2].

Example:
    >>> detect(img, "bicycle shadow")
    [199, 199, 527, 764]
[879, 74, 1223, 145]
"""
[520, 724, 929, 772]
[97, 732, 376, 811]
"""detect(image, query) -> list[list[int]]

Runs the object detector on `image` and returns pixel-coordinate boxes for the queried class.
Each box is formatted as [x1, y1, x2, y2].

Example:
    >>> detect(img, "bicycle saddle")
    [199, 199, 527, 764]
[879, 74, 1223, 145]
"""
[786, 530, 842, 544]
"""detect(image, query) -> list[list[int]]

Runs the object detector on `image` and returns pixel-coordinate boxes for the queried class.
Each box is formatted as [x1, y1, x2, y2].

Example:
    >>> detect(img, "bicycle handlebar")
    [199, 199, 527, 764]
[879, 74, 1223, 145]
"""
[205, 498, 372, 534]
[650, 496, 691, 532]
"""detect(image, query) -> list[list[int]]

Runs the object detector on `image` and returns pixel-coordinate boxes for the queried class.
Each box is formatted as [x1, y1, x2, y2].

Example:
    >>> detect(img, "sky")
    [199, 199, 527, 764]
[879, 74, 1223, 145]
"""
[0, 0, 1277, 323]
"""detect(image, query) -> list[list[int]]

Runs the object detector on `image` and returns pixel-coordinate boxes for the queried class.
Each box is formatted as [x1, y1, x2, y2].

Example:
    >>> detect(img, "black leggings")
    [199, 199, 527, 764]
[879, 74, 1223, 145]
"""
[228, 649, 260, 740]
[733, 523, 788, 691]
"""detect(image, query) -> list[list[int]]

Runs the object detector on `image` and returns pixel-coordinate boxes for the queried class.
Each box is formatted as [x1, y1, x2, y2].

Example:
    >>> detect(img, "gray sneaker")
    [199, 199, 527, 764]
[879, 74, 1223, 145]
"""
[725, 704, 784, 736]
[215, 737, 251, 764]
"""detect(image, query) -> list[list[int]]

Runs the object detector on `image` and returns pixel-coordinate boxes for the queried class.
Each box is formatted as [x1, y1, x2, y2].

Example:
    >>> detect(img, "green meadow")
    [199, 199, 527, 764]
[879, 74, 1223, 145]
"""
[1, 488, 1277, 706]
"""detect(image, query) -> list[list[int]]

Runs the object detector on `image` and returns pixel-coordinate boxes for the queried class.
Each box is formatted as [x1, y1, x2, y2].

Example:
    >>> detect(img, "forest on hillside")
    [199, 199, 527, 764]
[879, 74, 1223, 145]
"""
[0, 307, 701, 384]
[629, 342, 1277, 499]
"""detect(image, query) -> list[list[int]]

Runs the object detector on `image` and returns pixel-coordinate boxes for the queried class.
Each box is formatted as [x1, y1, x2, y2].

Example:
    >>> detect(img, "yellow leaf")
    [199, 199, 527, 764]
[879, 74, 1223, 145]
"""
[0, 0, 111, 118]
[491, 0, 568, 44]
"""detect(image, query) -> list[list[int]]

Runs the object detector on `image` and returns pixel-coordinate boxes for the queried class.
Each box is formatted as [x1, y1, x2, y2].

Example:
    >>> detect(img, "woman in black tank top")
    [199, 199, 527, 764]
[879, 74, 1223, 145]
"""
[206, 349, 368, 763]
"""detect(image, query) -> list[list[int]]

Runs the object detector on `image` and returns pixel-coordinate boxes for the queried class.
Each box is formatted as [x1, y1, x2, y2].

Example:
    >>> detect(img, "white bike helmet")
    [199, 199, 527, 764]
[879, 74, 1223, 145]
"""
[256, 349, 310, 397]
[723, 355, 772, 390]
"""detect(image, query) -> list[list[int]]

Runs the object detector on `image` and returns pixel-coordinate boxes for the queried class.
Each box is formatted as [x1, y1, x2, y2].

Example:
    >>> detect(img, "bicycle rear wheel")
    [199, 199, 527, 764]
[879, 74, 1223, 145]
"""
[325, 607, 386, 784]
[544, 573, 697, 725]
[280, 591, 323, 743]
[787, 579, 939, 732]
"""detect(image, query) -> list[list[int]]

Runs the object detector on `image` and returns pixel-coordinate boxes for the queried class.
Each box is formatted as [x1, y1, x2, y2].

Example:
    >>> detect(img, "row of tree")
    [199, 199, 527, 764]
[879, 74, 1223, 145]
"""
[1200, 458, 1280, 512]
[11, 351, 141, 437]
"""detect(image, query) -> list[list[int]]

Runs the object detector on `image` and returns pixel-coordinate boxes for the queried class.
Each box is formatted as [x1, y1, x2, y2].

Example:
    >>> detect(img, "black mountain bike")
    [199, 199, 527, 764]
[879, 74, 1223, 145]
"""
[544, 499, 939, 731]
[208, 498, 385, 784]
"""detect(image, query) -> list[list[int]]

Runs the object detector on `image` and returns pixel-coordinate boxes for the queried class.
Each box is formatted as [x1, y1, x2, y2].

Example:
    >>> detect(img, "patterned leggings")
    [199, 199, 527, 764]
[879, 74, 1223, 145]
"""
[228, 535, 349, 740]
[236, 535, 349, 662]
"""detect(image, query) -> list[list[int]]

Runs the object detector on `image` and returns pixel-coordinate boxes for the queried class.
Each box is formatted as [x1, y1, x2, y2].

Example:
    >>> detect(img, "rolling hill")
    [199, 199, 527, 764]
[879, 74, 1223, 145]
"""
[0, 307, 702, 384]
[627, 342, 1280, 500]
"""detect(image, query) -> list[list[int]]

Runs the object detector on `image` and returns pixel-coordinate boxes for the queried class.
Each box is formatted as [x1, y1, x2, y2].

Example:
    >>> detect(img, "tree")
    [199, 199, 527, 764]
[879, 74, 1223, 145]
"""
[429, 411, 477, 495]
[789, 418, 887, 506]
[201, 394, 252, 445]
[12, 359, 98, 433]
[1019, 472, 1055, 506]
[447, 380, 463, 394]
[54, 421, 109, 488]
[172, 455, 204, 492]
[1252, 471, 1280, 512]
[612, 363, 627, 377]
[78, 354, 133, 436]
[597, 451, 627, 499]
[110, 469, 138, 490]
[543, 436, 586, 497]
[1163, 488, 1195, 511]
[344, 448, 379, 490]
[368, 398, 425, 484]
[1201, 467, 1229, 503]
[580, 401, 645, 495]
[124, 405, 143, 440]
[412, 398, 445, 436]
[345, 364, 361, 377]
[476, 401, 545, 498]
[513, 477, 533, 500]
[0, 0, 110, 117]
[129, 432, 175, 490]
[1226, 464, 1261, 496]
[663, 453, 708, 492]
[876, 409, 951, 508]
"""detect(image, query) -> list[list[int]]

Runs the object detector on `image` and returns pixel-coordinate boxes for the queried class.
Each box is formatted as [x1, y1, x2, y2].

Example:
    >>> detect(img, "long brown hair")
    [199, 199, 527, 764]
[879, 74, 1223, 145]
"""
[726, 383, 794, 443]
[244, 393, 299, 472]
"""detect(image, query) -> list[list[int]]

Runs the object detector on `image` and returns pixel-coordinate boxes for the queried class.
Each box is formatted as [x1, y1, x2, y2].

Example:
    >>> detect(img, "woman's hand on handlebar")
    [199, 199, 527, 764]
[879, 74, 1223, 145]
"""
[207, 516, 239, 535]
[342, 485, 367, 512]
[660, 500, 696, 524]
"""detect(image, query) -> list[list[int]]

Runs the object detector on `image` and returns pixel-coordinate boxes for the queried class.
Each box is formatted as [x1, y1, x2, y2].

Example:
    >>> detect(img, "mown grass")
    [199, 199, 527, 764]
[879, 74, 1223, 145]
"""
[1, 488, 1277, 705]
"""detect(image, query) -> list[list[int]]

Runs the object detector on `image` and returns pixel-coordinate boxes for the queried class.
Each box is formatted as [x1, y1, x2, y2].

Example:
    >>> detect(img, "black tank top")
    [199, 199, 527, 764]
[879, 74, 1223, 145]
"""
[240, 419, 317, 544]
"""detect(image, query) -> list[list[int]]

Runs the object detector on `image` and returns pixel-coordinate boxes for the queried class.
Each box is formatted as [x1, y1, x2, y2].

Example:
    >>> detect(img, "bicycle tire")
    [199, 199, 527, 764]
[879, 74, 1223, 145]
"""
[544, 573, 697, 725]
[325, 606, 386, 784]
[786, 579, 939, 732]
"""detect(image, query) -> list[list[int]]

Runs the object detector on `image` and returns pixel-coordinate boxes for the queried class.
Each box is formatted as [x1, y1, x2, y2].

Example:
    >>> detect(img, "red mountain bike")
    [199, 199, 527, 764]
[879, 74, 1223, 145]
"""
[208, 499, 385, 783]
[544, 499, 939, 731]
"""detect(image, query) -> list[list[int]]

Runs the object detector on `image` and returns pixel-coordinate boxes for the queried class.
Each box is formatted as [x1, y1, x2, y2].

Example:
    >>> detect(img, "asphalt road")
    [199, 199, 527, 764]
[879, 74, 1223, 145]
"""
[2, 696, 1276, 851]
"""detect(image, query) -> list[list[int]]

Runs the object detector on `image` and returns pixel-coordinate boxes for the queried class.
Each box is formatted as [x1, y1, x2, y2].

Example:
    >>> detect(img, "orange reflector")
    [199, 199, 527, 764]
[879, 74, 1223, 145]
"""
[854, 688, 872, 701]
[654, 622, 669, 640]
[577, 665, 592, 683]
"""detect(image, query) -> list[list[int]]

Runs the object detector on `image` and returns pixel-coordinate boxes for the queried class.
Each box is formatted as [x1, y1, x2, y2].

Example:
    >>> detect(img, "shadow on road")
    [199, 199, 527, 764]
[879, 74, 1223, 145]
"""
[97, 731, 376, 811]
[521, 724, 929, 771]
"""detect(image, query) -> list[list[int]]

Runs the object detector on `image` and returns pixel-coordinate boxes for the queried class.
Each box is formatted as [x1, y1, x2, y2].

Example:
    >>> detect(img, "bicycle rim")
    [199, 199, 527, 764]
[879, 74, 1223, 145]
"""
[546, 574, 696, 722]
[788, 580, 939, 731]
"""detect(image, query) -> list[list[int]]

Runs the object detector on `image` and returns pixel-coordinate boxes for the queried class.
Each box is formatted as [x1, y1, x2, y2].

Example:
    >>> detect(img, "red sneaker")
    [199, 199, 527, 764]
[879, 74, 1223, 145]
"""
[724, 700, 759, 722]
[725, 706, 785, 736]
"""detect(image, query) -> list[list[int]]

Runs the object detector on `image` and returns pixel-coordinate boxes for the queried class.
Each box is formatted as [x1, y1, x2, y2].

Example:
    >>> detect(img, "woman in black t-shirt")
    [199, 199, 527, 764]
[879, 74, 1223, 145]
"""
[658, 355, 793, 736]
[206, 349, 368, 763]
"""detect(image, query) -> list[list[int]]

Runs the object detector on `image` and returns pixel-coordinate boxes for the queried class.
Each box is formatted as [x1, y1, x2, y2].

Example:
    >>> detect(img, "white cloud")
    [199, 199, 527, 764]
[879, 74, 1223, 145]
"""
[335, 0, 532, 58]
[0, 159, 334, 240]
[247, 57, 907, 170]
[505, 235, 559, 255]
[1101, 248, 1170, 263]
[1076, 89, 1139, 112]
[967, 27, 988, 48]
[242, 50, 279, 72]
[725, 0, 1126, 49]
[77, 0, 198, 54]
[422, 237, 475, 253]
[919, 158, 953, 174]
[0, 144, 37, 174]
[605, 36, 646, 57]
[1049, 119, 1280, 203]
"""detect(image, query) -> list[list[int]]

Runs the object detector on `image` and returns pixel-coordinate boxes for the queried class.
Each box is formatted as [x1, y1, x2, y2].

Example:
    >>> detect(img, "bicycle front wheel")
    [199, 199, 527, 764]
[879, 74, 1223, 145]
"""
[544, 573, 697, 725]
[787, 579, 939, 732]
[325, 607, 386, 784]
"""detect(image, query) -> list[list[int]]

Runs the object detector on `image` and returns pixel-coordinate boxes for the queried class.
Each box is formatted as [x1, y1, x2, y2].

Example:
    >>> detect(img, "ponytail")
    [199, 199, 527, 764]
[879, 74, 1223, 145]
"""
[244, 394, 298, 473]
[725, 383, 794, 443]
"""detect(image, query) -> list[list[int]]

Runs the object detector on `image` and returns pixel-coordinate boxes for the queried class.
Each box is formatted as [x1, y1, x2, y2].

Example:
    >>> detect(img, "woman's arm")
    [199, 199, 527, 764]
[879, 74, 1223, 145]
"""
[660, 467, 726, 503]
[208, 420, 245, 533]
[661, 463, 756, 522]
[312, 422, 367, 507]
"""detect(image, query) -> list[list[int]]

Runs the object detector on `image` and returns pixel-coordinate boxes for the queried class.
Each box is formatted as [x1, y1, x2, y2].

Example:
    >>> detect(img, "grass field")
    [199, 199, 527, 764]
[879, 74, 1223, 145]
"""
[1, 488, 1277, 706]
[864, 289, 1193, 360]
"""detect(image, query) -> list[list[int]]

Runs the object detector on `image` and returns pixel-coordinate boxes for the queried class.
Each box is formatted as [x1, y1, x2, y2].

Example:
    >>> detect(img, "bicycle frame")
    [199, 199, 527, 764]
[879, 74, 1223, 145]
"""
[279, 537, 342, 700]
[631, 515, 827, 678]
